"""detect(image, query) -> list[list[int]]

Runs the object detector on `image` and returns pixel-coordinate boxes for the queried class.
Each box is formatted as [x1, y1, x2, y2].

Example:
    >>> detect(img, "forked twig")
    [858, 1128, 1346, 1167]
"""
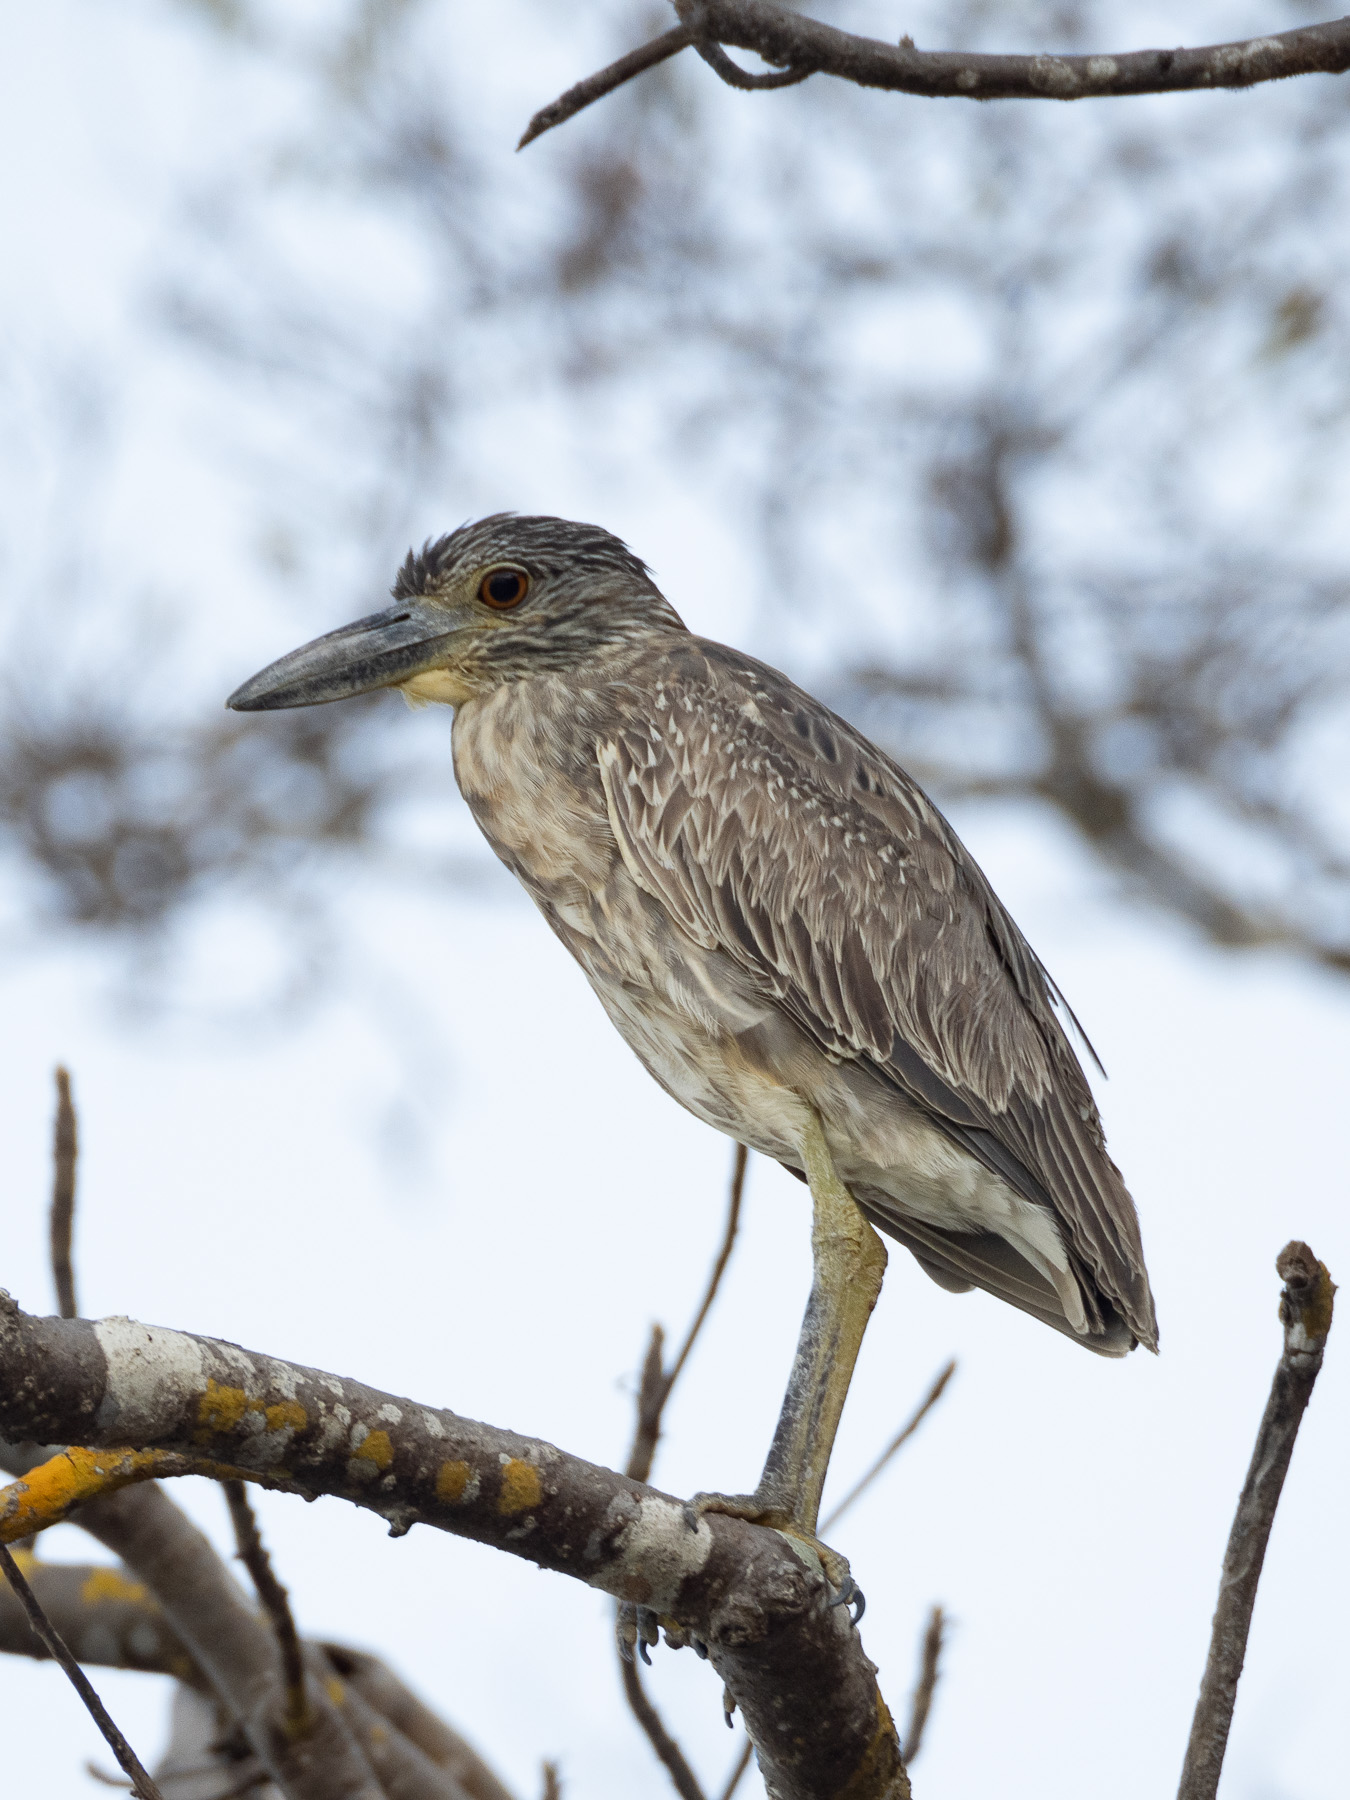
[902, 1606, 944, 1763]
[222, 1480, 311, 1736]
[821, 1358, 956, 1532]
[0, 1541, 164, 1800]
[1176, 1241, 1336, 1800]
[519, 1, 1350, 147]
[50, 1065, 79, 1320]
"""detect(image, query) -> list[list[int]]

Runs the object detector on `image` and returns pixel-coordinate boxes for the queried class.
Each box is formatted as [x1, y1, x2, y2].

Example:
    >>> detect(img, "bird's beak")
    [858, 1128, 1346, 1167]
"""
[226, 600, 462, 711]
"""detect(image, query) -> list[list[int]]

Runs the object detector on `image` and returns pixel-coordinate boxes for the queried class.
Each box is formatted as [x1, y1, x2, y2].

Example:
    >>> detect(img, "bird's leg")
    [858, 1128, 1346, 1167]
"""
[689, 1110, 887, 1609]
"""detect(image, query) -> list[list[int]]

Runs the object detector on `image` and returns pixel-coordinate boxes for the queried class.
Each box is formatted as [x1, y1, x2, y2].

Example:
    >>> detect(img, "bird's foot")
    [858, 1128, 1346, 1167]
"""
[616, 1604, 705, 1663]
[684, 1490, 864, 1624]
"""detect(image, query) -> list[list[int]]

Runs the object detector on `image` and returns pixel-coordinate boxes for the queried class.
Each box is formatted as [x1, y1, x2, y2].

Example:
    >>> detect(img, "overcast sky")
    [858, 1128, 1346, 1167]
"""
[1, 6, 1347, 1798]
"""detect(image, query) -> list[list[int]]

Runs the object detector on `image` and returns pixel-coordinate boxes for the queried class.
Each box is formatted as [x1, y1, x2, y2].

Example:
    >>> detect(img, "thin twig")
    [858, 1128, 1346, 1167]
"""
[50, 1065, 78, 1320]
[222, 1479, 311, 1737]
[0, 1541, 164, 1800]
[626, 1143, 747, 1483]
[821, 1359, 956, 1532]
[1176, 1241, 1336, 1800]
[901, 1606, 944, 1763]
[519, 24, 694, 148]
[616, 1144, 748, 1800]
[88, 1763, 269, 1798]
[541, 1761, 561, 1800]
[520, 0, 1350, 145]
[620, 1657, 707, 1800]
[717, 1738, 754, 1800]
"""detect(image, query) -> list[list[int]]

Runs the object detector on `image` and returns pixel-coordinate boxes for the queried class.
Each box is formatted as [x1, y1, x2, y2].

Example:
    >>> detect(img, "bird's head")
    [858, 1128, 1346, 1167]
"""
[226, 513, 685, 713]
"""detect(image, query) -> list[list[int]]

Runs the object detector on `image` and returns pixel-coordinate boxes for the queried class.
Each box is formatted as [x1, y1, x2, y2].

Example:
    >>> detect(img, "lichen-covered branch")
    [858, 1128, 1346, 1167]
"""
[521, 0, 1350, 144]
[0, 1295, 907, 1800]
[0, 1548, 196, 1680]
[1176, 1241, 1337, 1800]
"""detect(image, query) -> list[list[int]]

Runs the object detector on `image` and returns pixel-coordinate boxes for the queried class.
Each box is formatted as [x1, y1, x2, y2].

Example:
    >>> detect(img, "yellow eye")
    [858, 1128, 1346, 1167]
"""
[479, 567, 530, 610]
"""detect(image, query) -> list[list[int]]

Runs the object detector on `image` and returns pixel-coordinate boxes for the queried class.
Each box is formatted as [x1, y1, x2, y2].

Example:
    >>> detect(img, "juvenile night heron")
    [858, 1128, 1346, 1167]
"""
[229, 514, 1157, 1586]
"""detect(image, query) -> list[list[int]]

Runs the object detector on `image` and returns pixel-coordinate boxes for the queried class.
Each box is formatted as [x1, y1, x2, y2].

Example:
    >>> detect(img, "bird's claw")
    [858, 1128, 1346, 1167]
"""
[826, 1570, 866, 1624]
[616, 1603, 661, 1665]
[684, 1491, 864, 1627]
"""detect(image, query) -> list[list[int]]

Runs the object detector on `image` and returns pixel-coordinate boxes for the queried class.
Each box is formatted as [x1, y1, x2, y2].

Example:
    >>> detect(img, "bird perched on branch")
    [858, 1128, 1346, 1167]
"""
[229, 514, 1156, 1583]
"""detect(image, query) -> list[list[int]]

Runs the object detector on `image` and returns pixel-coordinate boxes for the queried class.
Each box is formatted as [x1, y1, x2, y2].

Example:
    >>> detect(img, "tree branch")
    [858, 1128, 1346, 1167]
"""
[0, 1295, 908, 1800]
[0, 1549, 197, 1680]
[1176, 1241, 1337, 1800]
[520, 1, 1350, 145]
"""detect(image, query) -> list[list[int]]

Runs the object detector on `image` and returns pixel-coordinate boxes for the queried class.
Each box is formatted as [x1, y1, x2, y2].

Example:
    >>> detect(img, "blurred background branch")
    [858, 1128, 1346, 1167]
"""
[3, 0, 1348, 1025]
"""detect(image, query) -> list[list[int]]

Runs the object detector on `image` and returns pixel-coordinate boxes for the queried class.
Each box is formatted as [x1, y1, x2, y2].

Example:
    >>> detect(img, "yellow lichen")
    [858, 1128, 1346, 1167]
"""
[436, 1460, 473, 1503]
[265, 1400, 307, 1434]
[195, 1380, 250, 1441]
[498, 1459, 541, 1515]
[82, 1567, 153, 1607]
[352, 1429, 393, 1472]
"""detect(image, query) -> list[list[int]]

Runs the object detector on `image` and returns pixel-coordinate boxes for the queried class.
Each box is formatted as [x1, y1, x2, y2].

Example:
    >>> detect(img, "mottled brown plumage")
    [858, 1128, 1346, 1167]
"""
[230, 514, 1157, 1360]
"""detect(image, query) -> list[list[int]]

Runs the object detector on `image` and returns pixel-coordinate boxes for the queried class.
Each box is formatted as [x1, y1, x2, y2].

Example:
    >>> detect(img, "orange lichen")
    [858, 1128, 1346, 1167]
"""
[436, 1460, 472, 1503]
[0, 1447, 164, 1543]
[498, 1459, 541, 1515]
[1, 1447, 270, 1544]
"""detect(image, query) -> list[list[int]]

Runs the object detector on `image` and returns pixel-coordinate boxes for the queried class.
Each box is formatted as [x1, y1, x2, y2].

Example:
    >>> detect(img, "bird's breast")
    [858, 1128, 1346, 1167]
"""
[452, 679, 618, 907]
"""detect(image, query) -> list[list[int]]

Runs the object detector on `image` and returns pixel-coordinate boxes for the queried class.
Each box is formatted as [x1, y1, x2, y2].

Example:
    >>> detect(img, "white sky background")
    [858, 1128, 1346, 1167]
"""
[1, 4, 1347, 1798]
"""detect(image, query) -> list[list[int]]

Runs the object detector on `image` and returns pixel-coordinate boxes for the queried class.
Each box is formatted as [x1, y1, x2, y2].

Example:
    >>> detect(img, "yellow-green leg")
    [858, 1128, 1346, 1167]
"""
[690, 1110, 888, 1606]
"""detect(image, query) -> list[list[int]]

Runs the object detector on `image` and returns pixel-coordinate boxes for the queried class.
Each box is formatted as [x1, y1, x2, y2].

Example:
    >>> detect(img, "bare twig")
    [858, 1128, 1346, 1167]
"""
[222, 1479, 311, 1737]
[822, 1360, 956, 1532]
[1176, 1241, 1337, 1800]
[620, 1657, 707, 1800]
[521, 0, 1350, 144]
[901, 1606, 944, 1763]
[50, 1065, 78, 1320]
[616, 1146, 747, 1799]
[540, 1764, 561, 1800]
[717, 1739, 753, 1800]
[519, 24, 694, 148]
[0, 1540, 165, 1800]
[627, 1143, 747, 1484]
[89, 1762, 268, 1798]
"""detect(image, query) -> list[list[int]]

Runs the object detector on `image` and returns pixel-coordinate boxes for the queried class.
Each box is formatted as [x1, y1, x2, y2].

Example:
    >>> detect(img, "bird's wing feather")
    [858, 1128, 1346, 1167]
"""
[597, 639, 1156, 1347]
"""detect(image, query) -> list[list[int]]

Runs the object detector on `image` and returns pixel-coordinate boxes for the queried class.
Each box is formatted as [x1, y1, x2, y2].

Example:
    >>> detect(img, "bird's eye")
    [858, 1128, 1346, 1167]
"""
[479, 567, 530, 610]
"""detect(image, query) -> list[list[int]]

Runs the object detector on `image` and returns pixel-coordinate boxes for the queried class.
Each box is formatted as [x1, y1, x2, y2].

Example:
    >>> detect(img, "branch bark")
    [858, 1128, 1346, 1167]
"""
[0, 1549, 197, 1680]
[0, 1294, 907, 1800]
[521, 2, 1350, 144]
[1176, 1241, 1337, 1800]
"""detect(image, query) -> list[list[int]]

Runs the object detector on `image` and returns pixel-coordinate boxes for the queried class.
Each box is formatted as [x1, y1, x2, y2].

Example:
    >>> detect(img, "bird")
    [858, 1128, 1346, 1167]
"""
[228, 513, 1157, 1580]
